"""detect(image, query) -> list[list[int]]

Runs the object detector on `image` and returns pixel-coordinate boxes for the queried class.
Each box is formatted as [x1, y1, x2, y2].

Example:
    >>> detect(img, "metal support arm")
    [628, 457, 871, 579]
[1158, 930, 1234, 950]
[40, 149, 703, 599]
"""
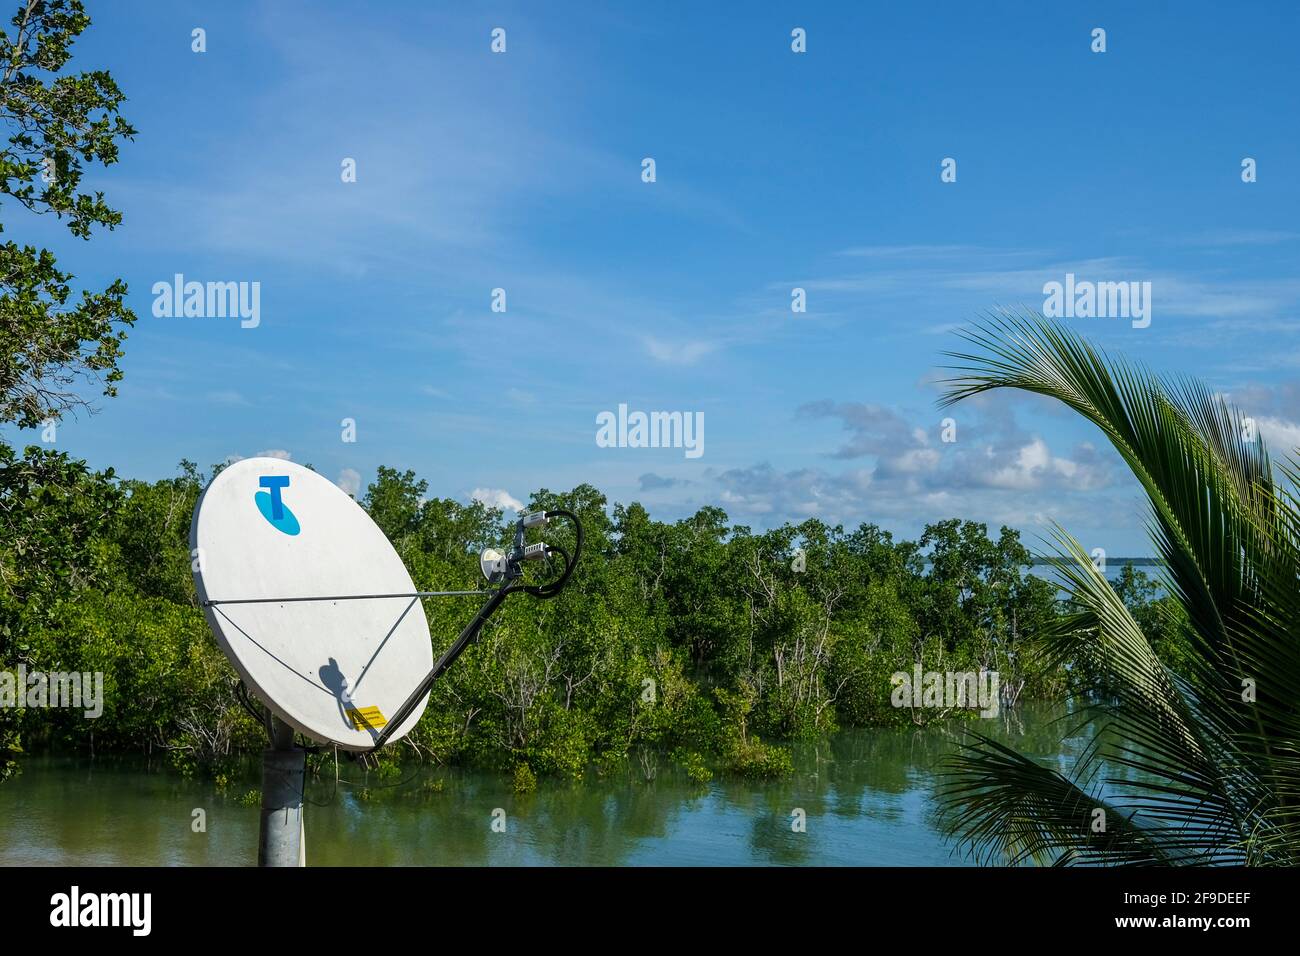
[369, 584, 516, 750]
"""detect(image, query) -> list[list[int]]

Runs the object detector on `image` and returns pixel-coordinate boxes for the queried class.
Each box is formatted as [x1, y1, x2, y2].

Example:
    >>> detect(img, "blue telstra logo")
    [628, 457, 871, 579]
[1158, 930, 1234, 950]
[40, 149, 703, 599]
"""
[255, 476, 300, 535]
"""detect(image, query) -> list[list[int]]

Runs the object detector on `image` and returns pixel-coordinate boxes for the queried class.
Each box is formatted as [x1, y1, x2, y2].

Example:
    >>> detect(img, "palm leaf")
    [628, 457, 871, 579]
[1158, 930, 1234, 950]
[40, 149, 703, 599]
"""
[937, 310, 1300, 865]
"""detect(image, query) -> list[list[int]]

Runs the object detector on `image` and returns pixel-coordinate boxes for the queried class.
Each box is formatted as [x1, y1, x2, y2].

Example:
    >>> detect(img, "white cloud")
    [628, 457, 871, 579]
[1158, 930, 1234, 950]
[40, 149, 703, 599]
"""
[984, 438, 1080, 490]
[471, 487, 524, 512]
[1256, 416, 1300, 455]
[336, 468, 362, 497]
[715, 463, 874, 521]
[706, 399, 1118, 531]
[223, 449, 292, 465]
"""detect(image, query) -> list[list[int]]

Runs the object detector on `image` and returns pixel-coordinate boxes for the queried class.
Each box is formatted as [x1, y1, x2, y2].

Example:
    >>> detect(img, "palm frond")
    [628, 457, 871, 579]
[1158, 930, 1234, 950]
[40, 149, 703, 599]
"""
[937, 310, 1300, 865]
[940, 734, 1178, 866]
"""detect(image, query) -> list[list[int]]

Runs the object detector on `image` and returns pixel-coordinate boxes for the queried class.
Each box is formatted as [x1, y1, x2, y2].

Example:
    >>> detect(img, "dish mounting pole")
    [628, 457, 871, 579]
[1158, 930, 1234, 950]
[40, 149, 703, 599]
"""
[258, 715, 306, 867]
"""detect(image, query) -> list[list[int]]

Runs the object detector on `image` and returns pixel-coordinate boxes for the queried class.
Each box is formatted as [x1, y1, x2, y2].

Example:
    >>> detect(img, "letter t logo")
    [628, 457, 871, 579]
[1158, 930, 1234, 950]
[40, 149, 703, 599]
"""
[259, 476, 290, 519]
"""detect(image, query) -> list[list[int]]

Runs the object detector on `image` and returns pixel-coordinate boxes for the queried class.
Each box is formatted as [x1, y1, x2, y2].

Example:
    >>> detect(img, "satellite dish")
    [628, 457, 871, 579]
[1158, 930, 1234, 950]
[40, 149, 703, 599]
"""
[190, 457, 434, 750]
[479, 547, 507, 583]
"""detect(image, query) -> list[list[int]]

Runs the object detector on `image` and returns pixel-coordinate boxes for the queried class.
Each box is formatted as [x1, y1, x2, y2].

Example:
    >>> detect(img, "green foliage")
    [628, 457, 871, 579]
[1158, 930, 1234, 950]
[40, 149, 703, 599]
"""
[512, 763, 537, 793]
[1, 451, 1109, 784]
[0, 0, 137, 427]
[17, 589, 263, 775]
[0, 443, 119, 617]
[671, 748, 713, 784]
[0, 2, 134, 778]
[724, 736, 794, 779]
[107, 461, 203, 606]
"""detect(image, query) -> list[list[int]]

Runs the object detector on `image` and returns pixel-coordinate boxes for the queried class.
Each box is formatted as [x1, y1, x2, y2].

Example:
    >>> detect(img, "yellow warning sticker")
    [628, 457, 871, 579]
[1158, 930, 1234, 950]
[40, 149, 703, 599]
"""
[345, 706, 388, 730]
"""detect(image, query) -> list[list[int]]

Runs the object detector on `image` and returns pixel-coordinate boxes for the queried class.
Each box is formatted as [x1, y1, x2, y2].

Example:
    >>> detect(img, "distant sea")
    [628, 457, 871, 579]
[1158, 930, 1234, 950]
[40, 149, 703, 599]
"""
[923, 558, 1164, 594]
[1025, 558, 1165, 596]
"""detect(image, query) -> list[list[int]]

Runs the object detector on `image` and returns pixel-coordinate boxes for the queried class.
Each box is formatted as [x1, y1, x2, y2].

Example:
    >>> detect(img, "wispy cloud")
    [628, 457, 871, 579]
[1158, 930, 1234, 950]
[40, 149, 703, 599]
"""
[643, 336, 718, 365]
[205, 389, 250, 406]
[1179, 229, 1300, 248]
[639, 472, 692, 491]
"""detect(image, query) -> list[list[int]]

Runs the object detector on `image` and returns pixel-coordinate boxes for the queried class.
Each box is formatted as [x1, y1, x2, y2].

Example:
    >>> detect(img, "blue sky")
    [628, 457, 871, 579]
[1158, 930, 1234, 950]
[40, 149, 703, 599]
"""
[7, 0, 1300, 554]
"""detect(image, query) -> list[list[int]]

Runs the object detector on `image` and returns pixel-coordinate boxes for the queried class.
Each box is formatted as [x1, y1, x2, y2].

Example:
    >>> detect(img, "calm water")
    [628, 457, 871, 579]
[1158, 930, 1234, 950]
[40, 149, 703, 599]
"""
[0, 703, 1093, 866]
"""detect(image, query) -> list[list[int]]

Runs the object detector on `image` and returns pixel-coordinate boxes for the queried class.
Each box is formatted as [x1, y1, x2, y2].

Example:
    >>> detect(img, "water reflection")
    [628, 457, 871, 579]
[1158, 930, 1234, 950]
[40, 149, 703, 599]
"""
[0, 702, 1102, 866]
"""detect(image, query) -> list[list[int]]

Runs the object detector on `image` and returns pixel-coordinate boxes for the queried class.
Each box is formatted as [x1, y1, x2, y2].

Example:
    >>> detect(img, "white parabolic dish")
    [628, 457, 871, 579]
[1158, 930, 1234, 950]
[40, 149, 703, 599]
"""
[190, 457, 432, 749]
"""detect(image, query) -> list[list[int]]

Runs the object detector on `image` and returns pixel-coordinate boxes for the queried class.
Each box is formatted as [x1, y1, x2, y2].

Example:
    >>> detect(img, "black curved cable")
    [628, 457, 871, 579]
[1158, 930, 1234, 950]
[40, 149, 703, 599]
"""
[523, 508, 583, 599]
[368, 509, 583, 752]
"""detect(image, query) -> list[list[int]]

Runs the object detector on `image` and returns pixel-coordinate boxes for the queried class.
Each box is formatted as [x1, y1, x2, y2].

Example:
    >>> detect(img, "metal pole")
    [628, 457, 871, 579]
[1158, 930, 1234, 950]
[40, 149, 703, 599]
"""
[258, 715, 306, 867]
